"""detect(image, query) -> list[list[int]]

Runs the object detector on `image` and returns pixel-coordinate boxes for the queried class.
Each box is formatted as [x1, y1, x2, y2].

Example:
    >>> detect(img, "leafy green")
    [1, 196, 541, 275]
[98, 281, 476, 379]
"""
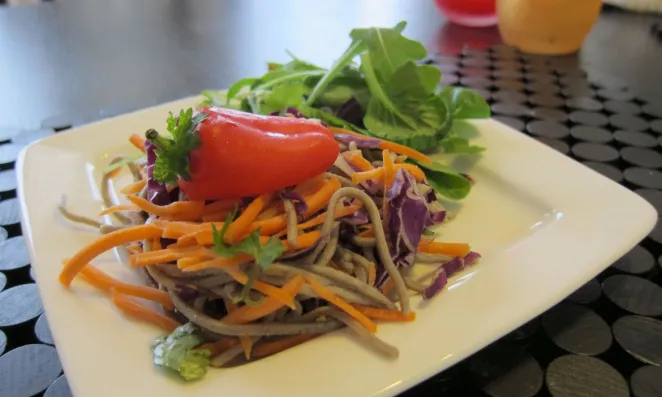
[439, 134, 485, 154]
[438, 86, 491, 119]
[148, 108, 208, 185]
[103, 153, 145, 174]
[152, 323, 211, 381]
[225, 78, 258, 104]
[422, 228, 436, 236]
[413, 160, 472, 200]
[260, 83, 308, 115]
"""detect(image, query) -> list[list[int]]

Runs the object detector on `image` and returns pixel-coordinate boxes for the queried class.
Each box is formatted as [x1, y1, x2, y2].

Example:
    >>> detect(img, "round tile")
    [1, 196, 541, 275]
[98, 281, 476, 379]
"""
[614, 130, 657, 148]
[527, 121, 569, 139]
[0, 170, 16, 192]
[637, 189, 662, 213]
[492, 91, 527, 103]
[459, 67, 491, 78]
[613, 315, 662, 366]
[505, 318, 540, 341]
[437, 62, 459, 74]
[610, 114, 649, 131]
[653, 120, 662, 134]
[529, 94, 564, 108]
[0, 198, 21, 225]
[569, 111, 609, 127]
[536, 138, 570, 154]
[571, 143, 619, 162]
[0, 330, 5, 356]
[0, 144, 23, 165]
[440, 73, 459, 85]
[631, 366, 662, 397]
[44, 375, 72, 397]
[591, 78, 628, 91]
[0, 126, 20, 142]
[0, 236, 30, 271]
[559, 76, 590, 87]
[0, 345, 62, 397]
[492, 103, 529, 117]
[29, 266, 35, 281]
[566, 97, 603, 111]
[612, 245, 655, 274]
[529, 107, 567, 122]
[570, 126, 612, 143]
[562, 86, 596, 98]
[0, 227, 6, 242]
[461, 58, 491, 68]
[524, 73, 557, 85]
[583, 161, 623, 182]
[0, 284, 43, 326]
[495, 116, 525, 131]
[565, 278, 601, 304]
[493, 60, 521, 70]
[493, 79, 526, 92]
[650, 222, 662, 244]
[546, 355, 629, 397]
[642, 103, 662, 118]
[604, 100, 641, 115]
[492, 69, 523, 80]
[597, 88, 635, 101]
[542, 303, 611, 355]
[0, 273, 6, 292]
[11, 129, 54, 146]
[603, 275, 662, 316]
[41, 114, 74, 131]
[470, 343, 543, 397]
[460, 76, 492, 89]
[624, 167, 662, 188]
[621, 147, 662, 168]
[35, 313, 54, 345]
[474, 89, 492, 101]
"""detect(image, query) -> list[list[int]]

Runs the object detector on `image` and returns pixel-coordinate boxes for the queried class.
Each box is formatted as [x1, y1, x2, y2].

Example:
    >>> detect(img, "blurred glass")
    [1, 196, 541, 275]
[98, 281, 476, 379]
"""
[434, 0, 498, 27]
[497, 0, 603, 55]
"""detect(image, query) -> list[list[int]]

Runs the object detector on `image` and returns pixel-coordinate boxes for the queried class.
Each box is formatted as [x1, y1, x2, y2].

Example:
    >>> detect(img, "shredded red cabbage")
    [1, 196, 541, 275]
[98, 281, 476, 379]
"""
[145, 141, 177, 206]
[423, 251, 482, 300]
[280, 190, 308, 215]
[423, 269, 448, 300]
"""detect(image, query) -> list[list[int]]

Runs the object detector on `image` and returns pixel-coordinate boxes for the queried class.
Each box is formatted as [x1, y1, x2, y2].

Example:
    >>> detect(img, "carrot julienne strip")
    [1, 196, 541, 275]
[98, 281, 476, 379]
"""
[417, 241, 471, 257]
[111, 290, 180, 332]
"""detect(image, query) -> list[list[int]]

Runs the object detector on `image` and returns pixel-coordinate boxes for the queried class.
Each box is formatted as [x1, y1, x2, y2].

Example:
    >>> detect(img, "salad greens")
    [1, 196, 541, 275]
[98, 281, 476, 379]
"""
[201, 20, 489, 200]
[152, 323, 211, 381]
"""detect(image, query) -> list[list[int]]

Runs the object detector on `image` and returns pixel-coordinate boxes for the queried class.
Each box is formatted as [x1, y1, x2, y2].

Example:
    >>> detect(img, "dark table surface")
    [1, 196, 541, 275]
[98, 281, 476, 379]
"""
[1, 1, 662, 397]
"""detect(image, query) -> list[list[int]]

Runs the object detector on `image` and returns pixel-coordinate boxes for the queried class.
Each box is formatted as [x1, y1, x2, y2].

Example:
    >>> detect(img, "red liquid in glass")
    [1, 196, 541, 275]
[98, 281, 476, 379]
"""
[434, 0, 497, 27]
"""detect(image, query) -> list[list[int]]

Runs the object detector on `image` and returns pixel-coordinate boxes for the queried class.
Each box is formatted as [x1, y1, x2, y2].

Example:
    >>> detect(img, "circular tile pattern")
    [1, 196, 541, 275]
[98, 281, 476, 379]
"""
[11, 129, 54, 146]
[621, 147, 662, 168]
[35, 313, 54, 345]
[529, 94, 564, 108]
[637, 189, 662, 213]
[583, 161, 623, 182]
[562, 86, 595, 98]
[566, 97, 603, 111]
[530, 107, 567, 122]
[440, 73, 459, 85]
[0, 344, 62, 397]
[505, 318, 540, 341]
[612, 245, 655, 274]
[459, 67, 491, 78]
[0, 198, 21, 225]
[631, 366, 662, 397]
[652, 120, 662, 134]
[546, 355, 629, 397]
[610, 114, 649, 131]
[492, 69, 523, 80]
[0, 273, 6, 292]
[460, 76, 492, 89]
[0, 236, 30, 270]
[604, 100, 641, 115]
[41, 114, 74, 131]
[527, 121, 569, 139]
[0, 330, 5, 356]
[525, 74, 557, 85]
[613, 315, 662, 366]
[0, 144, 23, 165]
[569, 111, 609, 126]
[570, 126, 612, 143]
[624, 167, 662, 188]
[542, 303, 611, 355]
[0, 284, 43, 326]
[469, 343, 543, 397]
[492, 103, 529, 117]
[597, 88, 634, 101]
[565, 278, 601, 304]
[571, 143, 619, 162]
[536, 138, 570, 154]
[0, 227, 6, 242]
[649, 221, 662, 244]
[494, 116, 525, 131]
[493, 91, 527, 103]
[494, 79, 526, 92]
[44, 375, 73, 397]
[614, 130, 657, 148]
[0, 126, 20, 142]
[0, 170, 16, 192]
[603, 275, 662, 316]
[642, 103, 662, 118]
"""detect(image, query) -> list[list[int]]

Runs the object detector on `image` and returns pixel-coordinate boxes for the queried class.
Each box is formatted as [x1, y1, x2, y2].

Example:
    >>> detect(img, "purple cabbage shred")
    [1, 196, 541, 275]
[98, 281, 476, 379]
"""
[423, 251, 482, 300]
[280, 190, 308, 216]
[145, 141, 177, 206]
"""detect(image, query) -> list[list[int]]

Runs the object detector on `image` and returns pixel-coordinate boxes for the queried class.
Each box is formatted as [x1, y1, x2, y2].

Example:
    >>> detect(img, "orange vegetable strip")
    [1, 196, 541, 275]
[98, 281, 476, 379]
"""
[59, 224, 163, 286]
[129, 133, 147, 154]
[151, 219, 200, 233]
[352, 168, 384, 184]
[383, 149, 395, 191]
[221, 275, 305, 324]
[177, 255, 208, 269]
[282, 230, 321, 251]
[304, 275, 377, 333]
[302, 176, 342, 217]
[179, 254, 253, 272]
[250, 215, 287, 236]
[99, 204, 140, 216]
[367, 265, 376, 286]
[223, 300, 254, 359]
[119, 179, 147, 195]
[126, 195, 205, 218]
[152, 238, 162, 251]
[223, 266, 296, 310]
[79, 264, 174, 310]
[274, 204, 362, 238]
[358, 227, 374, 238]
[342, 151, 374, 172]
[330, 127, 432, 164]
[196, 338, 240, 356]
[292, 174, 327, 196]
[418, 241, 471, 257]
[125, 243, 142, 254]
[381, 279, 394, 295]
[200, 199, 239, 216]
[191, 230, 269, 247]
[224, 192, 274, 243]
[252, 334, 321, 358]
[130, 247, 215, 267]
[111, 290, 180, 332]
[201, 210, 232, 222]
[352, 304, 416, 322]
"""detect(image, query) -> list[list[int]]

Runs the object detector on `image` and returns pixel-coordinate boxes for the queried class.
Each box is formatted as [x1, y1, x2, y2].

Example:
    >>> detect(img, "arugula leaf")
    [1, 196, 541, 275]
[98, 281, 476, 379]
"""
[298, 104, 367, 133]
[438, 86, 491, 119]
[413, 160, 472, 200]
[148, 108, 208, 185]
[103, 153, 144, 174]
[260, 83, 307, 114]
[152, 323, 210, 381]
[225, 78, 258, 104]
[439, 135, 485, 154]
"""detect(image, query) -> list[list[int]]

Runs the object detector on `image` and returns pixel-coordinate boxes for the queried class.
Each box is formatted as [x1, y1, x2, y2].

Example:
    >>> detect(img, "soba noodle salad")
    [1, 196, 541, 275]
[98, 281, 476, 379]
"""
[58, 21, 489, 381]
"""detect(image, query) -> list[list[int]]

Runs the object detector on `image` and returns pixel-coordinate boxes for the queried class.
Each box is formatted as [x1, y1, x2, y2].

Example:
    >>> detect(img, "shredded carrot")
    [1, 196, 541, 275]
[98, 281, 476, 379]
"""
[352, 164, 426, 184]
[381, 279, 394, 295]
[418, 241, 471, 257]
[330, 127, 432, 164]
[223, 266, 297, 310]
[352, 304, 416, 322]
[79, 264, 174, 309]
[127, 195, 205, 218]
[119, 179, 147, 195]
[342, 151, 374, 172]
[302, 177, 342, 217]
[190, 229, 269, 247]
[196, 338, 240, 356]
[367, 265, 376, 286]
[358, 226, 374, 238]
[224, 192, 274, 243]
[111, 290, 180, 332]
[252, 334, 321, 358]
[129, 133, 147, 154]
[224, 300, 254, 359]
[222, 275, 305, 324]
[304, 275, 377, 333]
[282, 230, 321, 251]
[130, 247, 215, 267]
[125, 243, 142, 254]
[151, 238, 162, 251]
[152, 219, 200, 234]
[179, 254, 253, 271]
[383, 149, 395, 191]
[99, 204, 140, 216]
[59, 224, 163, 286]
[274, 204, 362, 238]
[176, 255, 209, 269]
[201, 210, 233, 222]
[292, 174, 327, 196]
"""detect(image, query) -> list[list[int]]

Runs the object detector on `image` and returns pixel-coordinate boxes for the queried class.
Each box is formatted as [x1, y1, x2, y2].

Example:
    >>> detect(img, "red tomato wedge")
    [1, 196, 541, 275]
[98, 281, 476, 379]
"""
[178, 107, 339, 200]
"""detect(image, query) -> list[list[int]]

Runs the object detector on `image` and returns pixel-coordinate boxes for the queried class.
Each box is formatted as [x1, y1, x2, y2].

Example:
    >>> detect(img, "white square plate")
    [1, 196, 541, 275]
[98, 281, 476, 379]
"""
[18, 96, 657, 397]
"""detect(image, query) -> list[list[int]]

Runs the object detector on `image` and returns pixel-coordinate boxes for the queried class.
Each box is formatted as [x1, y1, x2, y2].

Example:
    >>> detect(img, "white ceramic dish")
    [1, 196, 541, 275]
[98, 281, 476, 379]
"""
[18, 96, 657, 397]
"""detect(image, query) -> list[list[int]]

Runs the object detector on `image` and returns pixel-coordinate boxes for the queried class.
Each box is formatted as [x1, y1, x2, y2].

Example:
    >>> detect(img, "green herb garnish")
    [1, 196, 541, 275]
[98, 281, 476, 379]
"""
[152, 323, 211, 381]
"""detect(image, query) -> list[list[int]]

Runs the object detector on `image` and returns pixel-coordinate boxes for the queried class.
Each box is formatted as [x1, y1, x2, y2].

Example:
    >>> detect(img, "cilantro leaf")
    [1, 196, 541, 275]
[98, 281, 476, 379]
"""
[152, 323, 210, 381]
[146, 108, 208, 185]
